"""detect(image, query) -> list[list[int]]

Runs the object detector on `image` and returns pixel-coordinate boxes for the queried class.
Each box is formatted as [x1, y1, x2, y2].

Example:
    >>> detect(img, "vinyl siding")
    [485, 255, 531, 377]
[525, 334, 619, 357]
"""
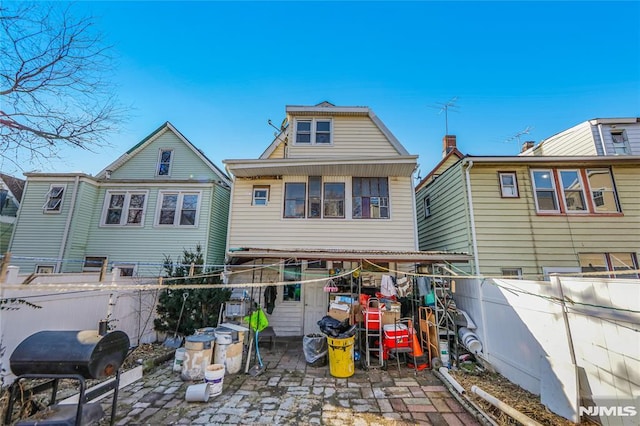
[228, 175, 416, 251]
[63, 182, 100, 272]
[598, 122, 640, 156]
[469, 163, 640, 277]
[9, 177, 80, 272]
[111, 130, 218, 181]
[206, 184, 230, 267]
[532, 122, 597, 156]
[84, 184, 216, 274]
[286, 116, 400, 158]
[267, 142, 286, 159]
[416, 162, 471, 254]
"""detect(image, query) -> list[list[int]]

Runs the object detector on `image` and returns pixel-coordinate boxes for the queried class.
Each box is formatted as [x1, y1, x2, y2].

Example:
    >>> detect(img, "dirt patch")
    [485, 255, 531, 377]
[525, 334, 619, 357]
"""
[448, 368, 597, 426]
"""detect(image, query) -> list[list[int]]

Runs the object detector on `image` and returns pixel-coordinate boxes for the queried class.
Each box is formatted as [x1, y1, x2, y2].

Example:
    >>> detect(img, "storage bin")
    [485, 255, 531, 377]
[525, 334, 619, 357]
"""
[225, 300, 250, 317]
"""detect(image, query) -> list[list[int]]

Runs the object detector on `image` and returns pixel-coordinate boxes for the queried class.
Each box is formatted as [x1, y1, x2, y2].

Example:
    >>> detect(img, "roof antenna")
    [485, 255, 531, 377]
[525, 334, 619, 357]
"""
[267, 119, 280, 137]
[429, 96, 459, 135]
[504, 126, 534, 145]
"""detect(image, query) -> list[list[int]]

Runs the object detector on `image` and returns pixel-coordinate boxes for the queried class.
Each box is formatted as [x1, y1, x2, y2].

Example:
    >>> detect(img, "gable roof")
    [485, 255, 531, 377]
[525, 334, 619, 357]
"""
[0, 172, 26, 203]
[97, 122, 231, 186]
[259, 102, 410, 159]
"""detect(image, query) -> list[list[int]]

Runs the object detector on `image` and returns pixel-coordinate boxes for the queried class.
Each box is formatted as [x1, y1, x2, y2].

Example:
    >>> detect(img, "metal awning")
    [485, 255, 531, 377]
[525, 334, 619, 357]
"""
[224, 156, 418, 178]
[227, 247, 471, 264]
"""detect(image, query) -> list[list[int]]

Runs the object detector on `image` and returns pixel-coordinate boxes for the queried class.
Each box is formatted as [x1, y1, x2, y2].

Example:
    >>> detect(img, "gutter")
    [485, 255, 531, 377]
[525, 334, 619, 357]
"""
[57, 175, 80, 272]
[596, 124, 607, 155]
[410, 169, 419, 250]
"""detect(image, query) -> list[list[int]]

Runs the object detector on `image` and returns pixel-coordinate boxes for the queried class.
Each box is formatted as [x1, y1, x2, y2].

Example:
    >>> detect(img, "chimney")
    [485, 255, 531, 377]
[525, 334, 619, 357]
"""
[442, 135, 457, 158]
[521, 141, 535, 153]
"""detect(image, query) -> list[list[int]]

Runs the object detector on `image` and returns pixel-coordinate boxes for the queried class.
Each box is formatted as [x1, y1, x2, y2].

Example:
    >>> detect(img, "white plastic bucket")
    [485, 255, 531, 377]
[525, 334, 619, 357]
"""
[204, 364, 225, 396]
[185, 383, 211, 402]
[215, 329, 233, 345]
[458, 327, 483, 354]
[173, 348, 186, 372]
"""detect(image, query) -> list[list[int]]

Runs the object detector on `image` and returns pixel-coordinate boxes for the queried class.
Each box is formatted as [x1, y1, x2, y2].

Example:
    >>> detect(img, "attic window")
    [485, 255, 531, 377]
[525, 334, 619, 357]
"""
[610, 130, 631, 155]
[43, 185, 65, 213]
[295, 119, 332, 145]
[157, 149, 173, 176]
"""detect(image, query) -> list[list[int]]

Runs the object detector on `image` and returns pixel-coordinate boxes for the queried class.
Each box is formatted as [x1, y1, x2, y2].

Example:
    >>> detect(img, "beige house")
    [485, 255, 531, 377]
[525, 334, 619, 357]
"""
[223, 102, 469, 336]
[416, 136, 640, 279]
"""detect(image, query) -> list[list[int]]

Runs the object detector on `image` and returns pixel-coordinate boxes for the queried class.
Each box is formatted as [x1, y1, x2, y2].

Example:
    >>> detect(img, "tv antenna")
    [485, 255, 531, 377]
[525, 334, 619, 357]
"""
[429, 96, 459, 135]
[504, 126, 534, 145]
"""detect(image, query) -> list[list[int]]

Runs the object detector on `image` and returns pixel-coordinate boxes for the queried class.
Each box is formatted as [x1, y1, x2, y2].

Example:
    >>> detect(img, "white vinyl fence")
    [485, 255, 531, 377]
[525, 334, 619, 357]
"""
[0, 266, 160, 385]
[453, 275, 640, 425]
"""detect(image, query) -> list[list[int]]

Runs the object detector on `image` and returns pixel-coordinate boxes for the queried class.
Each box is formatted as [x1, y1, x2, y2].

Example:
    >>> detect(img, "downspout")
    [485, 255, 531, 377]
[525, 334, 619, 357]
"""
[464, 160, 489, 359]
[410, 170, 419, 251]
[223, 168, 236, 284]
[596, 123, 607, 155]
[56, 175, 80, 272]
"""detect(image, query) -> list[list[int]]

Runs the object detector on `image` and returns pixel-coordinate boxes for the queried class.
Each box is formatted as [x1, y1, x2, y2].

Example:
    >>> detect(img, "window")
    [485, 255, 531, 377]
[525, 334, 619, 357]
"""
[499, 172, 519, 198]
[308, 177, 321, 218]
[284, 183, 306, 218]
[157, 191, 200, 226]
[424, 196, 431, 218]
[252, 186, 269, 206]
[586, 169, 619, 213]
[113, 263, 135, 277]
[103, 191, 147, 226]
[307, 260, 327, 269]
[36, 265, 55, 274]
[294, 119, 332, 145]
[157, 149, 173, 176]
[501, 268, 522, 279]
[611, 130, 631, 155]
[43, 185, 65, 213]
[353, 177, 389, 219]
[532, 168, 620, 214]
[579, 252, 638, 278]
[84, 256, 107, 272]
[323, 182, 345, 218]
[283, 260, 301, 302]
[558, 170, 586, 212]
[531, 170, 559, 212]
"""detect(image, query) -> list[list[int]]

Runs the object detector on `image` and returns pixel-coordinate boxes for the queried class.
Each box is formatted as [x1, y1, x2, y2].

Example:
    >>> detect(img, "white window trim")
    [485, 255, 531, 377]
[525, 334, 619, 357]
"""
[100, 190, 149, 227]
[36, 265, 55, 274]
[156, 148, 174, 177]
[586, 169, 620, 213]
[113, 263, 136, 277]
[84, 256, 107, 272]
[557, 169, 589, 214]
[155, 190, 202, 227]
[531, 169, 560, 213]
[610, 130, 631, 155]
[501, 268, 523, 279]
[499, 172, 519, 198]
[252, 186, 270, 206]
[293, 118, 333, 145]
[423, 196, 431, 218]
[43, 184, 66, 214]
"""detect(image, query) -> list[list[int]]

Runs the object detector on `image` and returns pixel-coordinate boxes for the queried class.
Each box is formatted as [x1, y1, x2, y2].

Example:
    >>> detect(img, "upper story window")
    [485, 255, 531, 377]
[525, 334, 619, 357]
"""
[423, 196, 431, 218]
[102, 191, 148, 226]
[285, 177, 345, 219]
[157, 149, 173, 176]
[610, 130, 631, 155]
[531, 168, 620, 214]
[295, 119, 332, 145]
[43, 185, 65, 213]
[252, 186, 269, 206]
[499, 172, 519, 198]
[353, 177, 389, 219]
[84, 256, 107, 272]
[157, 191, 200, 226]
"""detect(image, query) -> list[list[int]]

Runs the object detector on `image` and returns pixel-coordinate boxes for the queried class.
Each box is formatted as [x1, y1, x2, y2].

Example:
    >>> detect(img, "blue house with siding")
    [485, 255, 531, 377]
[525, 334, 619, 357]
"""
[8, 122, 231, 276]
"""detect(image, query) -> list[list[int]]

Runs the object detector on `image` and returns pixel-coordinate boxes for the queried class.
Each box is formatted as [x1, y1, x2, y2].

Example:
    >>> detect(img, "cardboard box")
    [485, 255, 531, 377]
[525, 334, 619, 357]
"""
[381, 310, 400, 325]
[328, 302, 351, 323]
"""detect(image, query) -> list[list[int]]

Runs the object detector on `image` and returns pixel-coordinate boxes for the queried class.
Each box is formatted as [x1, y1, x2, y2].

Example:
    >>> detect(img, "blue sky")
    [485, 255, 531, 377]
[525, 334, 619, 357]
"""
[19, 1, 640, 178]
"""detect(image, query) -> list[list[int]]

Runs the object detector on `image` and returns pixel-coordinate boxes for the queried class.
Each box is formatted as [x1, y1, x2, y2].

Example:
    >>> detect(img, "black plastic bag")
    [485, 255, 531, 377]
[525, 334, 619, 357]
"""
[317, 316, 354, 338]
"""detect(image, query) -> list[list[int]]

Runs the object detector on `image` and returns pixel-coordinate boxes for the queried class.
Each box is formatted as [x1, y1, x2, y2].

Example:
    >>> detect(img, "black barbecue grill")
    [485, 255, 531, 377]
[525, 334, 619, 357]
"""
[4, 330, 130, 426]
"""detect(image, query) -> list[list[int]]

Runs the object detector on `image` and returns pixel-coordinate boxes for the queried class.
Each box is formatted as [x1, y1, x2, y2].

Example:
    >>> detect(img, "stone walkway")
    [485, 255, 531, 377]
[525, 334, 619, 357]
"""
[101, 337, 482, 425]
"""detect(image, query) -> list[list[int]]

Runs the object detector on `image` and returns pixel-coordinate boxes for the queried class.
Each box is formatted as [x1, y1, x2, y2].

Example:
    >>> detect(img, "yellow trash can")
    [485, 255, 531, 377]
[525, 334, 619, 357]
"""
[327, 335, 355, 378]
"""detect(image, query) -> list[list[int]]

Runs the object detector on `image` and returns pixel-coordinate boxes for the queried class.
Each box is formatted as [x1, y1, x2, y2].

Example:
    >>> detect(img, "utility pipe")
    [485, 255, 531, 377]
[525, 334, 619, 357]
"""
[471, 385, 543, 426]
[596, 123, 608, 155]
[433, 368, 497, 426]
[438, 367, 465, 394]
[57, 175, 80, 272]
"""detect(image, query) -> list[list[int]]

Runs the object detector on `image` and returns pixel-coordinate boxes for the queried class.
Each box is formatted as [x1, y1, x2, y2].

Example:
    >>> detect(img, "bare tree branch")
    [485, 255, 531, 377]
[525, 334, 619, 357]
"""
[0, 2, 126, 172]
